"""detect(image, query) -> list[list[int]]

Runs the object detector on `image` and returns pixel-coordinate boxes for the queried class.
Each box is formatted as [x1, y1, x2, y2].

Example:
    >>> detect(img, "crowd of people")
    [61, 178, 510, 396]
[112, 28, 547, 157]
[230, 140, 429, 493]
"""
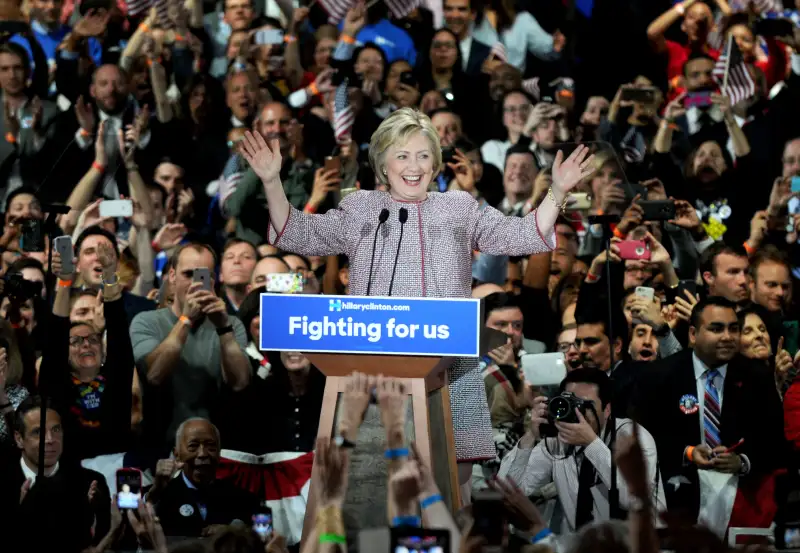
[2, 0, 800, 551]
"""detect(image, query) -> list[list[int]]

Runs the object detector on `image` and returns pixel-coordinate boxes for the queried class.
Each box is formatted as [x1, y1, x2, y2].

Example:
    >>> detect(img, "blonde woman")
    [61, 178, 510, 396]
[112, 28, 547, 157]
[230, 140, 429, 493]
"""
[240, 107, 595, 493]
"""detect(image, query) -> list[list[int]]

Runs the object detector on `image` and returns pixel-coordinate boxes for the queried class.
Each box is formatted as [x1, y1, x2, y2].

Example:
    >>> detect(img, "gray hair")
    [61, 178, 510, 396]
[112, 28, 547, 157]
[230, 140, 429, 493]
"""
[175, 417, 221, 449]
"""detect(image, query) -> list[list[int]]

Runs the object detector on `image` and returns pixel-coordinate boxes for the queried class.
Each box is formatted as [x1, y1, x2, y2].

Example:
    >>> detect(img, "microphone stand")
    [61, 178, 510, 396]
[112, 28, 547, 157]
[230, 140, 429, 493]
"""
[587, 212, 623, 520]
[36, 204, 70, 478]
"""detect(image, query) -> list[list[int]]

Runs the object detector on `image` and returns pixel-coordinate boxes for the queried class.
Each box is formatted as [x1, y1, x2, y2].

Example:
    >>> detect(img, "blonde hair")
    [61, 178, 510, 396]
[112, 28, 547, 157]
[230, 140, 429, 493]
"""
[368, 108, 443, 187]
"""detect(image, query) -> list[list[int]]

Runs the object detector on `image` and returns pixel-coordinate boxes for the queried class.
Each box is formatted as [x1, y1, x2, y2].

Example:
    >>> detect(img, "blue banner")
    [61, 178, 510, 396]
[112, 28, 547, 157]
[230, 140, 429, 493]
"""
[259, 294, 481, 357]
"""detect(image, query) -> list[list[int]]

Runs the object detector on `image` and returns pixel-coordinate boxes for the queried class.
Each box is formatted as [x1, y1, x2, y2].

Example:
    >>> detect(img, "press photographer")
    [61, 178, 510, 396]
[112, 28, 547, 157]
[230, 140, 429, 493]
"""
[497, 368, 665, 533]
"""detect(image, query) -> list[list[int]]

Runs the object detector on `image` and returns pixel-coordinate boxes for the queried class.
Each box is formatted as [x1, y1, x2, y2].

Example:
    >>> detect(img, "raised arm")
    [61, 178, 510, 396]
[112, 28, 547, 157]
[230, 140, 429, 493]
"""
[473, 146, 595, 255]
[240, 130, 347, 256]
[647, 0, 698, 53]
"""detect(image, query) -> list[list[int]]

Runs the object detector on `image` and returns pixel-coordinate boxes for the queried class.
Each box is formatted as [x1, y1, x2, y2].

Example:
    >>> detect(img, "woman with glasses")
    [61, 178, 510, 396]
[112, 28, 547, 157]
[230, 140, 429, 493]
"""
[38, 241, 135, 464]
[480, 89, 535, 171]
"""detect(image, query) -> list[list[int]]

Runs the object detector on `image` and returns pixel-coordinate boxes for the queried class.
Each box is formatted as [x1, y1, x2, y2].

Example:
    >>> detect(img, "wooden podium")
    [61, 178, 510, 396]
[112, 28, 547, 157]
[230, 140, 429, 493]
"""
[300, 353, 459, 540]
[256, 293, 506, 542]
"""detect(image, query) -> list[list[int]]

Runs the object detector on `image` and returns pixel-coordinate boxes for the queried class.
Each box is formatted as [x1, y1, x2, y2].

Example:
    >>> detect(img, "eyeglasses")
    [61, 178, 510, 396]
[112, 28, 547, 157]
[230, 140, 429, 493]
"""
[69, 335, 102, 347]
[432, 41, 456, 49]
[557, 342, 578, 353]
[503, 104, 532, 115]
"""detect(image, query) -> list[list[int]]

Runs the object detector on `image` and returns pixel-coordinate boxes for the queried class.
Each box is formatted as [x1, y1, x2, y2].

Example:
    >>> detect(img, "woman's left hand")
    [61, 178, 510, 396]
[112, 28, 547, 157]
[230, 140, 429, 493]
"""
[551, 144, 596, 198]
[776, 337, 792, 386]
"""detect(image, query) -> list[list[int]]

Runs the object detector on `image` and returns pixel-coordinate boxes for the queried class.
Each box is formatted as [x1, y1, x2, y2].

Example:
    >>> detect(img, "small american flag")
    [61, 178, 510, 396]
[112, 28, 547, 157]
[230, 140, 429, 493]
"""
[333, 79, 354, 144]
[751, 0, 783, 13]
[713, 35, 756, 105]
[126, 0, 171, 21]
[490, 42, 507, 62]
[318, 0, 357, 24]
[522, 77, 540, 100]
[384, 0, 421, 19]
[219, 154, 245, 212]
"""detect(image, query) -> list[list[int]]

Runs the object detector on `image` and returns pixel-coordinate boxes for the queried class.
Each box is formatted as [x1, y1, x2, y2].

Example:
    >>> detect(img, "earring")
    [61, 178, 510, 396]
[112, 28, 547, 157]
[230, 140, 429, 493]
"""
[382, 168, 387, 175]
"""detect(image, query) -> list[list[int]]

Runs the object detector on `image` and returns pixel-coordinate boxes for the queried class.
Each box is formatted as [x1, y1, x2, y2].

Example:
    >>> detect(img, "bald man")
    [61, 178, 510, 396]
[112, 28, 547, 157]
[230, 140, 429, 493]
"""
[472, 282, 504, 299]
[149, 417, 259, 539]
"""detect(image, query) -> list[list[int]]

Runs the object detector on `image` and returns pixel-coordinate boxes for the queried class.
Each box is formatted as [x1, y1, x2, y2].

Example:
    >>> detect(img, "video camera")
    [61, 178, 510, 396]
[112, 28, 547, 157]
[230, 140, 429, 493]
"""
[540, 391, 596, 438]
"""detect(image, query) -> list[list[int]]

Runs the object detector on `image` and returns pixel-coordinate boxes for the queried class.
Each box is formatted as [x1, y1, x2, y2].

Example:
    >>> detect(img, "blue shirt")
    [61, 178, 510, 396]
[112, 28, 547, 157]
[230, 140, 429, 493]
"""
[340, 19, 417, 66]
[11, 20, 103, 69]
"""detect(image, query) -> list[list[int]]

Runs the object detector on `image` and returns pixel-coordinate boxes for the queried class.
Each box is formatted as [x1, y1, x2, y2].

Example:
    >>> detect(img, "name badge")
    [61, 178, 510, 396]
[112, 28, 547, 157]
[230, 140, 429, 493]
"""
[679, 394, 699, 415]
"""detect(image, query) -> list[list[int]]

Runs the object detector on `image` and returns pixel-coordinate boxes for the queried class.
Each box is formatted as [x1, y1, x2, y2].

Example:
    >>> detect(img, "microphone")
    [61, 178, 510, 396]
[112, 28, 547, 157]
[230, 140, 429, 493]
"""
[365, 208, 390, 296]
[387, 208, 408, 296]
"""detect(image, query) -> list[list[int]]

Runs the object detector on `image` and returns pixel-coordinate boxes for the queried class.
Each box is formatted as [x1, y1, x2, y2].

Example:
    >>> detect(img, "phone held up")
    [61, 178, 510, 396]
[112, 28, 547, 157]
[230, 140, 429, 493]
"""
[192, 267, 212, 292]
[116, 467, 143, 510]
[471, 490, 505, 553]
[252, 503, 273, 542]
[617, 240, 651, 261]
[266, 273, 305, 293]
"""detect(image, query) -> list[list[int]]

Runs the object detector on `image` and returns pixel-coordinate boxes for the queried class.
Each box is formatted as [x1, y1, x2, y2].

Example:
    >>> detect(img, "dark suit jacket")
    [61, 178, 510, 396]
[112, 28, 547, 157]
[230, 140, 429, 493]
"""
[155, 473, 260, 538]
[0, 456, 110, 553]
[631, 349, 785, 522]
[465, 37, 492, 77]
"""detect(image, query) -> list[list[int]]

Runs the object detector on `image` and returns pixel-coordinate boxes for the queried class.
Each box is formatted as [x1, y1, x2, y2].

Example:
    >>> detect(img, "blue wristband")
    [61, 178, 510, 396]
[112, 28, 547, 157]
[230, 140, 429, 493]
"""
[392, 515, 421, 528]
[530, 528, 553, 544]
[420, 494, 443, 509]
[384, 447, 409, 460]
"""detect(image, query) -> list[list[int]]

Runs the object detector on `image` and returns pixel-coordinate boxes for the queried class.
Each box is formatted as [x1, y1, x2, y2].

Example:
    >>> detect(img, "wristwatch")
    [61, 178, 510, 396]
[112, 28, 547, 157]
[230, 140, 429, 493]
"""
[628, 495, 650, 513]
[333, 436, 356, 449]
[216, 325, 234, 336]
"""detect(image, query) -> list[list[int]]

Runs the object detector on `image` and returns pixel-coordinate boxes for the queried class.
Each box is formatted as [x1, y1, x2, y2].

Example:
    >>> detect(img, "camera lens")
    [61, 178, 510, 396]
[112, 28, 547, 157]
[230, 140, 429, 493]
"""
[548, 397, 571, 420]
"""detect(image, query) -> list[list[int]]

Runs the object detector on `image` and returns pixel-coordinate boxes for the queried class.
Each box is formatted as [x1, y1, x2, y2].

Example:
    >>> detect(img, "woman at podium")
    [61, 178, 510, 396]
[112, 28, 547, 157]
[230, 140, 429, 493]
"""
[239, 108, 594, 485]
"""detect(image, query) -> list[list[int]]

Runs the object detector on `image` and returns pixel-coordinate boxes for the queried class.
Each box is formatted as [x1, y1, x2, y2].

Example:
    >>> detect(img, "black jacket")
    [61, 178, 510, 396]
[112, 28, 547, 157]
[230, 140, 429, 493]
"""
[155, 473, 260, 538]
[631, 349, 785, 522]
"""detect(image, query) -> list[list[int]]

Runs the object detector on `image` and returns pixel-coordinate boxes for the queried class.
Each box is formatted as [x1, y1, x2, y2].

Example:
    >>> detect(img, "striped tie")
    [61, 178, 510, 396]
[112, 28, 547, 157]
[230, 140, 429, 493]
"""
[704, 369, 722, 448]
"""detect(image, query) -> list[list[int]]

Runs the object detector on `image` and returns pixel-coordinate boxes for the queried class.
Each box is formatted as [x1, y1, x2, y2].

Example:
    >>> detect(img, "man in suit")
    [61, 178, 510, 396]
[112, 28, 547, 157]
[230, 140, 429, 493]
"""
[147, 417, 259, 538]
[0, 42, 59, 209]
[632, 296, 785, 524]
[0, 395, 111, 553]
[443, 0, 492, 77]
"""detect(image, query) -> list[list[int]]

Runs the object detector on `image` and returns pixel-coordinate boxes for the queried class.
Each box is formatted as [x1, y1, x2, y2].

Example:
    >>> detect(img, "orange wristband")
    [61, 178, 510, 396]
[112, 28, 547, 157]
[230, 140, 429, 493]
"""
[304, 203, 318, 214]
[140, 23, 150, 33]
[284, 34, 297, 43]
[92, 161, 105, 172]
[743, 241, 754, 255]
[613, 227, 626, 240]
[78, 128, 91, 138]
[686, 446, 695, 462]
[179, 315, 191, 326]
[57, 279, 72, 288]
[5, 133, 16, 144]
[174, 33, 185, 42]
[341, 34, 356, 45]
[309, 82, 320, 96]
[585, 272, 599, 283]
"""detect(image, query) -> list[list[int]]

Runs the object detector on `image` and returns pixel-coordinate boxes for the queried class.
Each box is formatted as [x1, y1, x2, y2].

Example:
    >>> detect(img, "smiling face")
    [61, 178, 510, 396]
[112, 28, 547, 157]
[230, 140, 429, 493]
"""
[280, 351, 311, 372]
[384, 132, 436, 201]
[68, 323, 103, 376]
[175, 420, 220, 487]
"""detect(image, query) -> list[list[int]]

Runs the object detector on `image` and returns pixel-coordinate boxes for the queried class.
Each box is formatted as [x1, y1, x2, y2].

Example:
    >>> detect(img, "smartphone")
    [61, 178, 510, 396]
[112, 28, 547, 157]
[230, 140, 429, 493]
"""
[99, 199, 133, 218]
[566, 192, 592, 212]
[684, 91, 713, 108]
[116, 468, 143, 510]
[192, 267, 212, 291]
[621, 86, 657, 104]
[19, 219, 44, 252]
[520, 352, 567, 387]
[471, 490, 505, 550]
[266, 272, 304, 293]
[391, 528, 451, 553]
[441, 146, 456, 165]
[324, 155, 341, 176]
[399, 71, 417, 88]
[637, 199, 676, 221]
[791, 176, 800, 194]
[252, 504, 273, 542]
[635, 286, 655, 300]
[675, 279, 697, 301]
[53, 235, 74, 275]
[754, 18, 793, 38]
[617, 240, 651, 261]
[255, 29, 284, 45]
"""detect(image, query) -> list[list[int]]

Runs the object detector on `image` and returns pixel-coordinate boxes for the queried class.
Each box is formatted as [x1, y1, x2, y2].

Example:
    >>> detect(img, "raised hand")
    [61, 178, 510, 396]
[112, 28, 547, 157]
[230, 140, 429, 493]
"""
[316, 437, 350, 506]
[239, 131, 282, 185]
[613, 421, 649, 495]
[73, 8, 110, 38]
[342, 2, 367, 37]
[3, 97, 19, 138]
[153, 223, 187, 251]
[127, 502, 168, 553]
[551, 145, 596, 197]
[29, 97, 43, 132]
[93, 291, 106, 331]
[94, 120, 107, 166]
[309, 168, 341, 208]
[338, 371, 373, 441]
[75, 95, 95, 134]
[377, 377, 407, 438]
[446, 148, 476, 192]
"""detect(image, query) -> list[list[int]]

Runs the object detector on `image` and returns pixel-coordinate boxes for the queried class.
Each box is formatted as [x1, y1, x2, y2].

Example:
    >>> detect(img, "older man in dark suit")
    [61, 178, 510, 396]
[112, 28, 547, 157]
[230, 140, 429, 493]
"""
[632, 296, 785, 525]
[147, 417, 259, 538]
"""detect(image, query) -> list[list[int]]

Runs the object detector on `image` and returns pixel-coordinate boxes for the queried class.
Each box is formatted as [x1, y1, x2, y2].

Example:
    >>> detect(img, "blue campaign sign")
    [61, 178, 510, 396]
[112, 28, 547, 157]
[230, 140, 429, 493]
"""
[260, 294, 481, 357]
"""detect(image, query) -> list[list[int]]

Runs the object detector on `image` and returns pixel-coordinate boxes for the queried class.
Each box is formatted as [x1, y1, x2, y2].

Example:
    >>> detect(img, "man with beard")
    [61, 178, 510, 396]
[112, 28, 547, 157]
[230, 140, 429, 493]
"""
[443, 0, 491, 77]
[148, 418, 259, 538]
[72, 64, 156, 198]
[226, 101, 317, 246]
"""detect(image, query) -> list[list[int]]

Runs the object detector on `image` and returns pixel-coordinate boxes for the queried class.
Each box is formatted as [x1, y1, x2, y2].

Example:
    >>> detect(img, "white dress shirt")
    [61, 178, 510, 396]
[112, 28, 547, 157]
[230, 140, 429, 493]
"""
[460, 35, 473, 72]
[498, 418, 666, 534]
[20, 456, 59, 485]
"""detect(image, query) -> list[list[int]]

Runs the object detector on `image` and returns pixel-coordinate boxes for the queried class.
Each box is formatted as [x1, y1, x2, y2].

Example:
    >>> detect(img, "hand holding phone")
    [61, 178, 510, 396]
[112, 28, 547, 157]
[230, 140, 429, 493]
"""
[116, 468, 143, 510]
[192, 267, 212, 292]
[252, 505, 273, 541]
[617, 240, 651, 261]
[99, 199, 133, 218]
[53, 235, 74, 276]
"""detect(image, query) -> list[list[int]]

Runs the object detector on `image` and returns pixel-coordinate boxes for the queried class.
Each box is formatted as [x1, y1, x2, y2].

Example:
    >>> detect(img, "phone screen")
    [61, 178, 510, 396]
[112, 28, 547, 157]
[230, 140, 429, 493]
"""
[390, 528, 450, 553]
[252, 507, 273, 541]
[117, 469, 142, 509]
[471, 491, 505, 547]
[684, 91, 713, 108]
[20, 219, 44, 252]
[192, 268, 212, 291]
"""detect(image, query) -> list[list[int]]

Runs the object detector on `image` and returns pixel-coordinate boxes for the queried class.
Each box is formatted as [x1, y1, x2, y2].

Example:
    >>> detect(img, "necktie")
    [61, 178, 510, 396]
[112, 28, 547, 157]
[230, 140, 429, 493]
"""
[575, 454, 595, 528]
[704, 369, 722, 448]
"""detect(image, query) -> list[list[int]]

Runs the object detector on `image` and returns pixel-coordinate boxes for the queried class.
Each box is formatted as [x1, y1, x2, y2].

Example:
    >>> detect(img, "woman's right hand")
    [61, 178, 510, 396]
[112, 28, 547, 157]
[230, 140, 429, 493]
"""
[240, 131, 282, 185]
[94, 120, 107, 167]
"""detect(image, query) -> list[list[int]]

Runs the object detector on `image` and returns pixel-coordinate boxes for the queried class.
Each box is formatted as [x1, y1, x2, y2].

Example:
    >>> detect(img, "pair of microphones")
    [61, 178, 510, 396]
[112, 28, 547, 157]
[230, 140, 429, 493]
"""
[365, 208, 408, 297]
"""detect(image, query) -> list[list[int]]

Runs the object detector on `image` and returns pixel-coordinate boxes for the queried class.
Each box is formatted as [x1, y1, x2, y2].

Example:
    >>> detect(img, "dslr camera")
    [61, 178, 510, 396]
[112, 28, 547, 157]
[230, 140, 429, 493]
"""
[540, 391, 596, 438]
[3, 272, 41, 302]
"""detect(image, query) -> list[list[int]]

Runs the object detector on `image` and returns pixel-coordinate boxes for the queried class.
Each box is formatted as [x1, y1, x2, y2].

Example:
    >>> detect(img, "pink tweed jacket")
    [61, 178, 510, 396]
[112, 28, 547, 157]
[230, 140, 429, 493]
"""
[269, 190, 556, 460]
